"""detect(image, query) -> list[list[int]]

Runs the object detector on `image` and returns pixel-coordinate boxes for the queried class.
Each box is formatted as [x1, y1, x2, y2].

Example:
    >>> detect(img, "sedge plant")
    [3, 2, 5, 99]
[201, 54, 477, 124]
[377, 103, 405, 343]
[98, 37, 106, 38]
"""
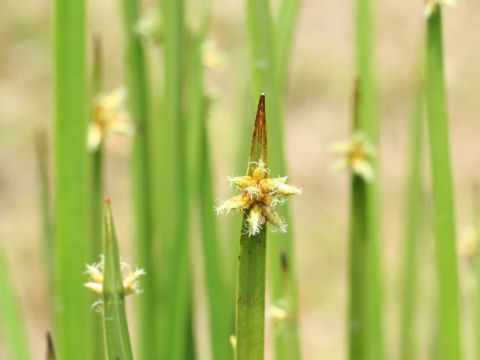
[331, 80, 375, 359]
[117, 0, 154, 357]
[425, 3, 462, 360]
[184, 3, 233, 359]
[216, 94, 301, 360]
[246, 1, 302, 358]
[399, 63, 424, 360]
[53, 0, 89, 356]
[84, 198, 145, 360]
[355, 0, 383, 357]
[151, 0, 195, 358]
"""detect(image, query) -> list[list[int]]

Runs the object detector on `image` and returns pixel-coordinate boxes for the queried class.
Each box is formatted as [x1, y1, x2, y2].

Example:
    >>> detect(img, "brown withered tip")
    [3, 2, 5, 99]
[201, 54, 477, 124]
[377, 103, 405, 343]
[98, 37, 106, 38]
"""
[104, 196, 111, 204]
[46, 332, 56, 360]
[248, 93, 268, 170]
[281, 252, 289, 274]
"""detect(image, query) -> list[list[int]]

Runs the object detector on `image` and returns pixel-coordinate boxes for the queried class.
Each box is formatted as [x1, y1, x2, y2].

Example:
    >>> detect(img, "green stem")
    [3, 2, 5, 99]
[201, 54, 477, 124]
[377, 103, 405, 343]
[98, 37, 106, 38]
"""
[34, 131, 54, 294]
[399, 68, 424, 360]
[0, 248, 31, 360]
[348, 81, 368, 360]
[88, 149, 104, 359]
[235, 95, 268, 360]
[246, 2, 301, 358]
[185, 18, 232, 360]
[117, 0, 154, 357]
[88, 37, 105, 360]
[102, 199, 134, 360]
[53, 0, 89, 356]
[355, 0, 383, 357]
[274, 0, 301, 100]
[425, 9, 462, 360]
[199, 117, 232, 360]
[348, 175, 368, 359]
[153, 0, 193, 358]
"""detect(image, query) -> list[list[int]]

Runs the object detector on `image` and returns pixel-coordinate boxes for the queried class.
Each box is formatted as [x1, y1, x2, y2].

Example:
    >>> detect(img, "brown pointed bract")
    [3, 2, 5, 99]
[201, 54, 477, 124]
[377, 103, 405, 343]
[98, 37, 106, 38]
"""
[46, 332, 56, 360]
[247, 94, 267, 176]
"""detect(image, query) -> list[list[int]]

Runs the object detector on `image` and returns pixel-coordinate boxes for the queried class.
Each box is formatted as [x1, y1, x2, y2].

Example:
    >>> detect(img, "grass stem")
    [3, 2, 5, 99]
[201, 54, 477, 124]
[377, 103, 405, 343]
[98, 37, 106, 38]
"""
[117, 0, 155, 357]
[53, 0, 89, 356]
[235, 95, 268, 360]
[425, 7, 462, 360]
[102, 199, 134, 360]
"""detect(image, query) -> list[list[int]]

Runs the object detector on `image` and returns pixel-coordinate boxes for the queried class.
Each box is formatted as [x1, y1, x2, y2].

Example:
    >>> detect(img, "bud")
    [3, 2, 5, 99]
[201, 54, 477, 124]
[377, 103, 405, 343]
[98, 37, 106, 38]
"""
[247, 204, 264, 236]
[216, 194, 251, 215]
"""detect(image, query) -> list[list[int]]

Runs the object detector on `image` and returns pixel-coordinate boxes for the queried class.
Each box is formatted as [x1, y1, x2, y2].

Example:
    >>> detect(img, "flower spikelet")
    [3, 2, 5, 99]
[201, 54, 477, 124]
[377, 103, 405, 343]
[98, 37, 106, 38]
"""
[87, 88, 134, 152]
[84, 256, 145, 296]
[216, 157, 301, 236]
[331, 132, 377, 182]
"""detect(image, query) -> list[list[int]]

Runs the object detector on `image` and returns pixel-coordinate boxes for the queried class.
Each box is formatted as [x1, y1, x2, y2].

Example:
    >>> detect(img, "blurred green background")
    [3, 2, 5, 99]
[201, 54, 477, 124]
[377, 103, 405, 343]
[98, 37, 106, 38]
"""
[2, 0, 480, 359]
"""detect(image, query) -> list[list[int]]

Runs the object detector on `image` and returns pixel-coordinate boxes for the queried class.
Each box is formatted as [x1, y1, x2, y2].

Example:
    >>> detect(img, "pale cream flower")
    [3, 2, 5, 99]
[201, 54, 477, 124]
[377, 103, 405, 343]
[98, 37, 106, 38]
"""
[459, 225, 480, 259]
[202, 40, 225, 69]
[84, 256, 145, 296]
[87, 88, 133, 152]
[424, 0, 456, 18]
[229, 335, 237, 351]
[270, 305, 288, 321]
[216, 158, 301, 236]
[331, 132, 377, 182]
[135, 13, 163, 44]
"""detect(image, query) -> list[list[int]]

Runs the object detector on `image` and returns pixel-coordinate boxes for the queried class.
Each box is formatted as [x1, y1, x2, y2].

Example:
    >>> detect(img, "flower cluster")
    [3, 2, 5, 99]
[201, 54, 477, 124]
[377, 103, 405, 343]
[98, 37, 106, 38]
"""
[87, 88, 134, 152]
[330, 132, 377, 182]
[216, 158, 301, 236]
[459, 225, 480, 259]
[84, 255, 146, 296]
[202, 40, 225, 69]
[135, 13, 163, 45]
[424, 0, 456, 18]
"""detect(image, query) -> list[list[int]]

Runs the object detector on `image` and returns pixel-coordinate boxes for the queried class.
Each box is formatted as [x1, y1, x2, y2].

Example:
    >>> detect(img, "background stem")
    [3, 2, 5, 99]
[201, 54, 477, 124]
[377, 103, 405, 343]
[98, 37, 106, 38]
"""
[53, 0, 89, 356]
[425, 8, 462, 360]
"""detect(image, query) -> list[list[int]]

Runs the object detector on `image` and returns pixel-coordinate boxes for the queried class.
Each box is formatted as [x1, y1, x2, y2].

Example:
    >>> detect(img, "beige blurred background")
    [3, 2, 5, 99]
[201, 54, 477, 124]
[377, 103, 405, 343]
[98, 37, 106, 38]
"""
[2, 0, 480, 359]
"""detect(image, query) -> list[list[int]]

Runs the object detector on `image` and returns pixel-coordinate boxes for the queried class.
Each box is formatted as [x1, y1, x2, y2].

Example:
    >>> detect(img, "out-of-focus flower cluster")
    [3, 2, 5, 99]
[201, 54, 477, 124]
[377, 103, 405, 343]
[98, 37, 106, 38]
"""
[331, 132, 377, 182]
[84, 255, 146, 297]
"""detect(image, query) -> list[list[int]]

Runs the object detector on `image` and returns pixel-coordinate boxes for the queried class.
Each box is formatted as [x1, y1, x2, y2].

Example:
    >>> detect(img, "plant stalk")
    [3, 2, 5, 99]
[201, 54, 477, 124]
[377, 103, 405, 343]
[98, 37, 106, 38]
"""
[235, 95, 268, 360]
[425, 8, 462, 360]
[53, 0, 89, 356]
[102, 199, 134, 360]
[117, 0, 155, 357]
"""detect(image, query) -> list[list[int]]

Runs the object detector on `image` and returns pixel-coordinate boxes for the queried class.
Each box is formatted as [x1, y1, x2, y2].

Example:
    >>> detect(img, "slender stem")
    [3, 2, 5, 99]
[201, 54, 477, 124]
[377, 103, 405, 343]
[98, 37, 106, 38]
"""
[272, 0, 302, 357]
[53, 0, 89, 356]
[246, 2, 301, 359]
[348, 175, 368, 359]
[425, 8, 462, 360]
[348, 80, 368, 360]
[199, 117, 233, 360]
[102, 199, 134, 360]
[235, 95, 268, 360]
[88, 148, 104, 360]
[185, 21, 232, 360]
[274, 0, 301, 100]
[117, 0, 154, 357]
[88, 37, 105, 360]
[399, 68, 424, 360]
[34, 131, 54, 293]
[0, 248, 31, 360]
[355, 0, 383, 357]
[153, 0, 193, 358]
